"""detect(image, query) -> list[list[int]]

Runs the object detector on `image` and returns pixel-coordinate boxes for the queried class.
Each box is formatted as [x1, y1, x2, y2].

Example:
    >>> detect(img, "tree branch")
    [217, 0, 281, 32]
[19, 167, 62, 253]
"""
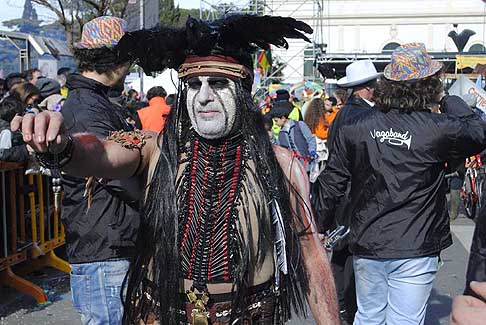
[56, 0, 66, 23]
[119, 0, 129, 18]
[31, 0, 64, 23]
[99, 0, 109, 15]
[81, 0, 101, 12]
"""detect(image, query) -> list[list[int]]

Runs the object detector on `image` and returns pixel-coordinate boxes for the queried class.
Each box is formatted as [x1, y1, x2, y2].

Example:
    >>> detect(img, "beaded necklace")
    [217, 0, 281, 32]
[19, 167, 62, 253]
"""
[177, 131, 248, 291]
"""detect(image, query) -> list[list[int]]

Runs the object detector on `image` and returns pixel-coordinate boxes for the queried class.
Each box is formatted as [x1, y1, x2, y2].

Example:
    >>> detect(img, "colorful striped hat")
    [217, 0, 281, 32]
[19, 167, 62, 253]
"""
[74, 16, 127, 49]
[384, 43, 443, 81]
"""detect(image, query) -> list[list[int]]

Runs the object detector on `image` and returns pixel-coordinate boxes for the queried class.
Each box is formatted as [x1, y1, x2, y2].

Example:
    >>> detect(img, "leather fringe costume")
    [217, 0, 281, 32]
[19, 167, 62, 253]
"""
[117, 15, 314, 325]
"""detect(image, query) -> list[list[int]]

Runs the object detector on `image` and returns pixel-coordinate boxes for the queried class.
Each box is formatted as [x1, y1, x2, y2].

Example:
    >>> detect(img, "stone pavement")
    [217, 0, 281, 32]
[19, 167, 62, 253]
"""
[424, 217, 475, 325]
[0, 217, 477, 325]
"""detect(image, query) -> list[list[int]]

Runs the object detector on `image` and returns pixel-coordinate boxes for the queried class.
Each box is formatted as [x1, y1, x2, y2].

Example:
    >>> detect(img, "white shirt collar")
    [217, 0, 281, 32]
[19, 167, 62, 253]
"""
[362, 98, 375, 107]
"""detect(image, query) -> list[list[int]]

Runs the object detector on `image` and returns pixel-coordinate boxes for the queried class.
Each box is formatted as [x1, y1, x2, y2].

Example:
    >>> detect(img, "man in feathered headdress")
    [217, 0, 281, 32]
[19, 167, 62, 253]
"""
[12, 15, 338, 325]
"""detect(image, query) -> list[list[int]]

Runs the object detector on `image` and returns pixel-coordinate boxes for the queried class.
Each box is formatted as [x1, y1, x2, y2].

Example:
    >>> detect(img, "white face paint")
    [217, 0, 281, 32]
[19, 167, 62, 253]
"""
[186, 76, 237, 139]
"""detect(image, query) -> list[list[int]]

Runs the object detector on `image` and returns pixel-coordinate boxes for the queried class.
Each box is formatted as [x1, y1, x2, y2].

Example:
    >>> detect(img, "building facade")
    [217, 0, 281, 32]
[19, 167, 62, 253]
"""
[264, 0, 486, 83]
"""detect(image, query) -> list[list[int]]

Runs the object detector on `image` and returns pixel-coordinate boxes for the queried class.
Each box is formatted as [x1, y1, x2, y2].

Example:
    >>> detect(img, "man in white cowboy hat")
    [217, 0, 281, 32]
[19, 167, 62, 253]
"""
[327, 60, 381, 147]
[316, 59, 381, 324]
[316, 42, 486, 325]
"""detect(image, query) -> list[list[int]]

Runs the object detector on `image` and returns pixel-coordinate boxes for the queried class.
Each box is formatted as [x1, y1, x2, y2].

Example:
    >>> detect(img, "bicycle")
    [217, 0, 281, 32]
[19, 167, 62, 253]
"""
[461, 155, 486, 220]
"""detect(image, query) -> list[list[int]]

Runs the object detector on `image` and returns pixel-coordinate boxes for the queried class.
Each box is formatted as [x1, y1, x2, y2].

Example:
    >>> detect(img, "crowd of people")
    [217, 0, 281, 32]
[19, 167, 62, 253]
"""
[4, 13, 486, 325]
[0, 67, 172, 161]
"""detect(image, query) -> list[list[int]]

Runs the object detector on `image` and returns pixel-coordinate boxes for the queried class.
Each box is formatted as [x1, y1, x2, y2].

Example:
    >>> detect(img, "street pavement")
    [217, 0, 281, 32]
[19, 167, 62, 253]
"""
[0, 217, 477, 325]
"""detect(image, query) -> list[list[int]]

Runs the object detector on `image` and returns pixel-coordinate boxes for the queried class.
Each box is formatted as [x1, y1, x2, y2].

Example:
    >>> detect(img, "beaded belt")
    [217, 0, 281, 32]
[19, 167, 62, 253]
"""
[179, 281, 275, 324]
[141, 280, 276, 325]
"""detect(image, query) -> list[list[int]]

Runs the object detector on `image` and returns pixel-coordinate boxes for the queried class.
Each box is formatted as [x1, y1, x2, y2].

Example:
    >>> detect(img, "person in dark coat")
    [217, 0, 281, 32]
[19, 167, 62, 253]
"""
[60, 16, 141, 325]
[465, 172, 486, 297]
[319, 43, 486, 325]
[0, 97, 29, 162]
[2, 73, 25, 101]
[327, 60, 381, 150]
[315, 59, 381, 324]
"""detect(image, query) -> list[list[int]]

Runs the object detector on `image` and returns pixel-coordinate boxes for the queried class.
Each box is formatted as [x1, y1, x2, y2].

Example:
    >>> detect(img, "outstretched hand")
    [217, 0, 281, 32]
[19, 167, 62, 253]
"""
[10, 111, 69, 154]
[451, 281, 486, 325]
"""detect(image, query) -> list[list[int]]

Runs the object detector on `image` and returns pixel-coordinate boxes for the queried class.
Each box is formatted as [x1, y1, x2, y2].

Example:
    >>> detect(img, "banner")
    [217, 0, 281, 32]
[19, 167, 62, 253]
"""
[448, 75, 486, 115]
[290, 81, 324, 102]
[456, 55, 486, 70]
[268, 84, 291, 98]
[257, 49, 272, 75]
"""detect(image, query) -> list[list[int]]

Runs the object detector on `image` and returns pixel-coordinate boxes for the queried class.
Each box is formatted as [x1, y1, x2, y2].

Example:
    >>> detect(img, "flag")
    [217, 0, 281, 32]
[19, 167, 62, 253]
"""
[257, 48, 272, 75]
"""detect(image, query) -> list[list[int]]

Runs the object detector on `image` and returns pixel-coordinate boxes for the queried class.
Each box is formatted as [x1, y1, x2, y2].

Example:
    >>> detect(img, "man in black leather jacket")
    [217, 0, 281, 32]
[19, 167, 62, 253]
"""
[319, 59, 381, 324]
[318, 43, 486, 325]
[60, 17, 141, 325]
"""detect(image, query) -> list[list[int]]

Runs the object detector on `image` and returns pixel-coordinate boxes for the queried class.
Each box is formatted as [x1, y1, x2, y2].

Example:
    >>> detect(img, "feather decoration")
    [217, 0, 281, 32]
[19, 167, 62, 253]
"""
[219, 15, 313, 50]
[272, 199, 288, 275]
[116, 26, 187, 74]
[115, 14, 313, 75]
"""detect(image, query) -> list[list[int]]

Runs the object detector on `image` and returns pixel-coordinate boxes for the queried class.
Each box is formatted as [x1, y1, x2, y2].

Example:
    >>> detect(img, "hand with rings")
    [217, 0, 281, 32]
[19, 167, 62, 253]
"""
[10, 111, 69, 154]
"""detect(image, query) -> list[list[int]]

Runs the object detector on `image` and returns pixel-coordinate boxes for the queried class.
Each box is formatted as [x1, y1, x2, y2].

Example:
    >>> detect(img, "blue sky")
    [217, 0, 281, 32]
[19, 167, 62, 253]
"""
[0, 0, 201, 29]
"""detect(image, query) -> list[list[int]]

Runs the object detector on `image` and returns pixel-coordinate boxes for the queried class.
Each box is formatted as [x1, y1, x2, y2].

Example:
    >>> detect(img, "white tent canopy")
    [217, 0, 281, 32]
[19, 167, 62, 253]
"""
[127, 69, 179, 96]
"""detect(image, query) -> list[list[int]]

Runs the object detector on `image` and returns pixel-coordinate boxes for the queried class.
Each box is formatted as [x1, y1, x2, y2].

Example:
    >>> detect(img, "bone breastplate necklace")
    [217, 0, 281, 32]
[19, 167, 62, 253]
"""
[178, 131, 246, 292]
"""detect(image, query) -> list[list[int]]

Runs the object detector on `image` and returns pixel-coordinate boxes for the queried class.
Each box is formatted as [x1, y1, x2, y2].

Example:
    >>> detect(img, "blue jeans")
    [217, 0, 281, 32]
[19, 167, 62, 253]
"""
[70, 259, 130, 325]
[353, 256, 439, 325]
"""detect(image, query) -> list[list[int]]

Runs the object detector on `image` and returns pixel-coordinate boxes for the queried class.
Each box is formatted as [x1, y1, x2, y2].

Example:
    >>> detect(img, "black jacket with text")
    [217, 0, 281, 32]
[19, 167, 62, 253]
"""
[318, 96, 486, 259]
[61, 74, 141, 264]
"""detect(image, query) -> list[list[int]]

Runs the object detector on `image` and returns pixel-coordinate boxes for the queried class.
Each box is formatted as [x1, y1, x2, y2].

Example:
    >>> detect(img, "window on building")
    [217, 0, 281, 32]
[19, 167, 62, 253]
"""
[382, 42, 401, 53]
[469, 43, 486, 53]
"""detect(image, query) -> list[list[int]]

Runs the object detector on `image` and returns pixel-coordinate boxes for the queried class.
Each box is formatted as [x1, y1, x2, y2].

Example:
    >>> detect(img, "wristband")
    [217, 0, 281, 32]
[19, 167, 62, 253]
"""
[35, 135, 74, 169]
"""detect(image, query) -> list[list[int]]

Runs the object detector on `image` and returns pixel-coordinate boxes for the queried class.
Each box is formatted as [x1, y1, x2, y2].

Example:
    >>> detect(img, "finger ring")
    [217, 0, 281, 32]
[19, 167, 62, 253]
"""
[24, 108, 37, 115]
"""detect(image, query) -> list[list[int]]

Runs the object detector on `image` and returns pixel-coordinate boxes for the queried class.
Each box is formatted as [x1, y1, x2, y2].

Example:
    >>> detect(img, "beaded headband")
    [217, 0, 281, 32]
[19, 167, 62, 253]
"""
[178, 60, 252, 80]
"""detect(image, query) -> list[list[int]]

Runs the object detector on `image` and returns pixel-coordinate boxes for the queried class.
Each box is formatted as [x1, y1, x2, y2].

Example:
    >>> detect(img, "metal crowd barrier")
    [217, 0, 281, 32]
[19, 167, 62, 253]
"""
[0, 161, 69, 304]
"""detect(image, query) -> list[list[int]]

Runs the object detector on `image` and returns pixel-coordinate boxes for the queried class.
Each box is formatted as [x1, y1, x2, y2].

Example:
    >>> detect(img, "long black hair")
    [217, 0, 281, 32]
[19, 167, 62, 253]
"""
[122, 79, 311, 324]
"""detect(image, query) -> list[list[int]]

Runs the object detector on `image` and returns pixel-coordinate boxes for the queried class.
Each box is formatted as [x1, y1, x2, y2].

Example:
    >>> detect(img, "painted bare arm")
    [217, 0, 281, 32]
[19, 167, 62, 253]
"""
[273, 145, 339, 325]
[10, 111, 157, 180]
[451, 281, 486, 325]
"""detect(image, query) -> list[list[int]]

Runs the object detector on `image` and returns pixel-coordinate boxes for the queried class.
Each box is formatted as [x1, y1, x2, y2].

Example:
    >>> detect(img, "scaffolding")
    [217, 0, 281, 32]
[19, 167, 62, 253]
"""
[197, 0, 324, 83]
[262, 0, 326, 83]
[199, 0, 265, 21]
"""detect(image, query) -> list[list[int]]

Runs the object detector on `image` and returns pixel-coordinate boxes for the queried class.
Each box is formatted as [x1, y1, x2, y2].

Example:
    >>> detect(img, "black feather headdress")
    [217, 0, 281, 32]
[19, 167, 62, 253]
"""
[116, 14, 313, 81]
